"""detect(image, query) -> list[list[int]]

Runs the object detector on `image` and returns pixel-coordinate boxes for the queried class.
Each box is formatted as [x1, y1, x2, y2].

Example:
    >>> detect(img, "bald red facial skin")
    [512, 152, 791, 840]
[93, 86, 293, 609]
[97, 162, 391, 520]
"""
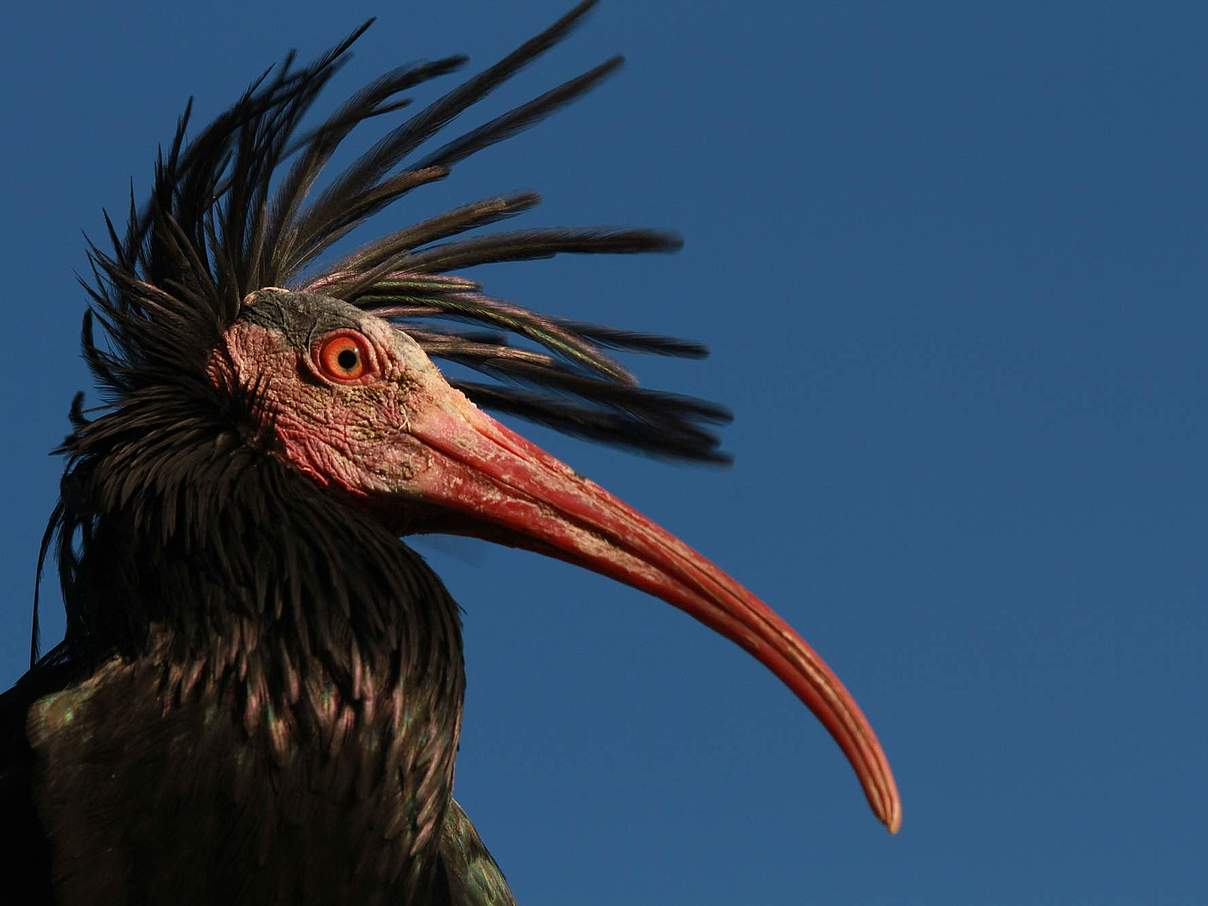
[210, 292, 903, 834]
[212, 316, 433, 516]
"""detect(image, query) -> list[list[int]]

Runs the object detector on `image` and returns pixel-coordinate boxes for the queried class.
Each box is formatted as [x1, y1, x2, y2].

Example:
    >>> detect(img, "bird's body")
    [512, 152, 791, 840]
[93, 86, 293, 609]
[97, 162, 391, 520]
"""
[2, 462, 476, 904]
[1, 3, 900, 903]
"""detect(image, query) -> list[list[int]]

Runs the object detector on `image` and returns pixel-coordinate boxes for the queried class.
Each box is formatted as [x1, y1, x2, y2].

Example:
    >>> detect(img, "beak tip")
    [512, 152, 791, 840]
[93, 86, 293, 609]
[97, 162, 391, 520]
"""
[883, 801, 903, 835]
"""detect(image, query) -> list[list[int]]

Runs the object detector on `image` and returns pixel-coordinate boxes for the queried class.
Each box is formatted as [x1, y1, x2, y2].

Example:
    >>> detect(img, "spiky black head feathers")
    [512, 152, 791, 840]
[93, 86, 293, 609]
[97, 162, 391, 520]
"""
[80, 0, 729, 465]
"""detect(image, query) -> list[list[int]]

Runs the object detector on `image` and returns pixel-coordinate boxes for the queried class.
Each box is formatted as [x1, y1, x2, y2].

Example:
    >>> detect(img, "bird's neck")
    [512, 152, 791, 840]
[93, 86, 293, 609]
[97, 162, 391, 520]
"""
[52, 439, 466, 894]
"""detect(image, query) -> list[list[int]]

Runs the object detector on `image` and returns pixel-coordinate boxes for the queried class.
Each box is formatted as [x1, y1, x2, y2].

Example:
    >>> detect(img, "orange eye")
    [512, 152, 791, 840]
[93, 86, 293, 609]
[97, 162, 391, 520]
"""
[316, 331, 374, 383]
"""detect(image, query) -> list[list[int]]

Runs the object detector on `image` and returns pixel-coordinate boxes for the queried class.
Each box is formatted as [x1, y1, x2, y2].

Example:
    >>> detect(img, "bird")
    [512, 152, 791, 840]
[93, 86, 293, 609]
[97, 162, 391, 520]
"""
[0, 2, 901, 903]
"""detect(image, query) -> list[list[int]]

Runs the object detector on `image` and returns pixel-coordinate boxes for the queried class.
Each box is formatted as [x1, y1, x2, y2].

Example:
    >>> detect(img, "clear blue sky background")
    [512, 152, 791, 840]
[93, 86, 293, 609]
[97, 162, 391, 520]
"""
[2, 2, 1205, 904]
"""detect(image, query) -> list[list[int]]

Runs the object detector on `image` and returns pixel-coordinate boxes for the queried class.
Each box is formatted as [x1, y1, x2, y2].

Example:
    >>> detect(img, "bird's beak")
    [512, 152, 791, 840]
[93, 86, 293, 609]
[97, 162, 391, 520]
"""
[396, 381, 901, 834]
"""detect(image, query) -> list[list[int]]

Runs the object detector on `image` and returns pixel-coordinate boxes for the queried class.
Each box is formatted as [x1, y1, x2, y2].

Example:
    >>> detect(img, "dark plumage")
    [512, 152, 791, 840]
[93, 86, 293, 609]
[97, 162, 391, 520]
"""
[1, 3, 900, 904]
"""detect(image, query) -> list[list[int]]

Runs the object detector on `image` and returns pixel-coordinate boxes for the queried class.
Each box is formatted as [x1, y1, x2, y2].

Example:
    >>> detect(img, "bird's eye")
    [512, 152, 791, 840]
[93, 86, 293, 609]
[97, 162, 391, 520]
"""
[315, 331, 375, 383]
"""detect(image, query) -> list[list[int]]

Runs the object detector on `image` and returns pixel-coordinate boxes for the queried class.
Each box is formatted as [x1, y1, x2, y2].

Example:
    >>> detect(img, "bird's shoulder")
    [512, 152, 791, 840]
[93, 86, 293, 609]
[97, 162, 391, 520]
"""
[0, 657, 84, 904]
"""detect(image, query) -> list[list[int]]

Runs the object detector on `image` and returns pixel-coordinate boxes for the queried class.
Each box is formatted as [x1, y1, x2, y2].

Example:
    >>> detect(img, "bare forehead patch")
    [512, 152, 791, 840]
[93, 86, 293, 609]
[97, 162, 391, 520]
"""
[231, 288, 437, 383]
[238, 288, 373, 349]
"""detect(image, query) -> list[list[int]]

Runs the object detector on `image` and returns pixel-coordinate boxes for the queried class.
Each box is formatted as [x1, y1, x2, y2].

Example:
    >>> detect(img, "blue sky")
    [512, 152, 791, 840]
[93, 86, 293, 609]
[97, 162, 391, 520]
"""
[2, 2, 1206, 903]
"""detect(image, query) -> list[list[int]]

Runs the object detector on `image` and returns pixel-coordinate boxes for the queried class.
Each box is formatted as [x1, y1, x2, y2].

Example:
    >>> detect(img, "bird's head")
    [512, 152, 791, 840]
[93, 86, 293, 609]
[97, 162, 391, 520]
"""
[213, 288, 453, 518]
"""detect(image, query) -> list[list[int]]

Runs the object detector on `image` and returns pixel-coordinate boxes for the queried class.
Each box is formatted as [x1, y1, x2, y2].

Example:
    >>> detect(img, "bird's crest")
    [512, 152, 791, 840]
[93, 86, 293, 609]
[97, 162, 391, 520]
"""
[80, 0, 730, 464]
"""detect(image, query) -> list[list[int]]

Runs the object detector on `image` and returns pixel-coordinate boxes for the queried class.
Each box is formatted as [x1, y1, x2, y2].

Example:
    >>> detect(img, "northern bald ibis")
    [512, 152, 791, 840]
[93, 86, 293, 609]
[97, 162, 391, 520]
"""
[0, 3, 900, 903]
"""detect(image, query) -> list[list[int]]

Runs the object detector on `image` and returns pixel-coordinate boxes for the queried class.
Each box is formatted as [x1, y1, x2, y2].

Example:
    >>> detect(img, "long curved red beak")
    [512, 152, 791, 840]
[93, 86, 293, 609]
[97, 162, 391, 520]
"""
[404, 394, 901, 833]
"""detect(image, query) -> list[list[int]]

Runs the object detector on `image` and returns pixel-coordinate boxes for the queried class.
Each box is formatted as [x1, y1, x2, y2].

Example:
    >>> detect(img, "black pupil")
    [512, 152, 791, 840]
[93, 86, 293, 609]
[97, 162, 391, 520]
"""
[336, 348, 359, 371]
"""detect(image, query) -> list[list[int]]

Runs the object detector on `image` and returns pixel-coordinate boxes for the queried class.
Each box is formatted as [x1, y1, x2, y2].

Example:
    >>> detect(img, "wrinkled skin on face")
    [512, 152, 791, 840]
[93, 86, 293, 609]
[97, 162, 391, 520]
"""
[210, 286, 903, 834]
[213, 288, 464, 524]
